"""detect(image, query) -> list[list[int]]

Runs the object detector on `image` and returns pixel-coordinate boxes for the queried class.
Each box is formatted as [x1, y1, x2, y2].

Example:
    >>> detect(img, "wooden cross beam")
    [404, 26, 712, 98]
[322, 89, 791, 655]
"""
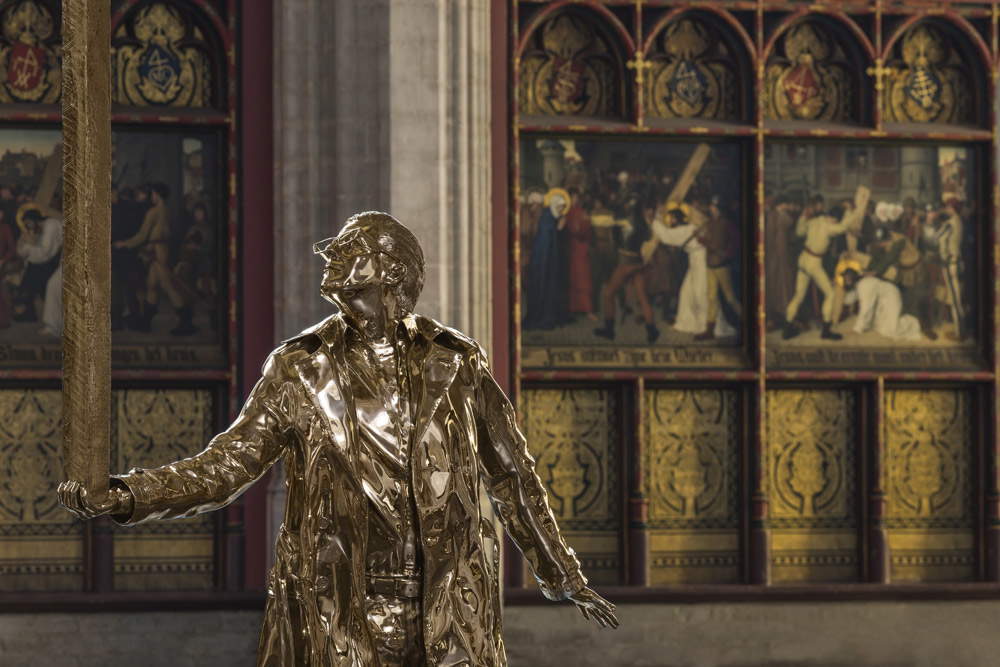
[61, 0, 112, 503]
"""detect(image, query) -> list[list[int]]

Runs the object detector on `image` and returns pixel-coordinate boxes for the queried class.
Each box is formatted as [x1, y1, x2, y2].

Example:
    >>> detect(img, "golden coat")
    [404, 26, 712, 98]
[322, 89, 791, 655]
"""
[115, 314, 586, 666]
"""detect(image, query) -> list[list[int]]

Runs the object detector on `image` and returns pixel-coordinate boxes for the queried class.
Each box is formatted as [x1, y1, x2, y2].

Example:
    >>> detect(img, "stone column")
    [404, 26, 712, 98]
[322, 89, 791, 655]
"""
[271, 0, 493, 566]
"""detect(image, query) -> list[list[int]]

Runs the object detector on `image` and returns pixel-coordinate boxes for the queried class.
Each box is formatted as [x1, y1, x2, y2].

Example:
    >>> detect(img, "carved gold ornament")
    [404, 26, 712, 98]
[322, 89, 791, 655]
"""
[524, 388, 615, 523]
[646, 17, 739, 121]
[764, 22, 852, 122]
[768, 390, 853, 520]
[519, 11, 620, 118]
[0, 0, 60, 103]
[113, 2, 211, 107]
[883, 24, 971, 124]
[645, 389, 736, 524]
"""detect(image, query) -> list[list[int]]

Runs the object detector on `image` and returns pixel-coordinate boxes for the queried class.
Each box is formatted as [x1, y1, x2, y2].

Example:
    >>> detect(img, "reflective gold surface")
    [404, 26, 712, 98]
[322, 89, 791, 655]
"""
[0, 390, 83, 591]
[645, 389, 739, 585]
[768, 389, 858, 583]
[885, 389, 973, 582]
[83, 212, 612, 665]
[523, 388, 620, 585]
[112, 389, 215, 591]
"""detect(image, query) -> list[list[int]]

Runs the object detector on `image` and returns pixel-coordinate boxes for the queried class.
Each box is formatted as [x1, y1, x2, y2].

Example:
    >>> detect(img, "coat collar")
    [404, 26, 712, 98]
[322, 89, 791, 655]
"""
[289, 312, 465, 520]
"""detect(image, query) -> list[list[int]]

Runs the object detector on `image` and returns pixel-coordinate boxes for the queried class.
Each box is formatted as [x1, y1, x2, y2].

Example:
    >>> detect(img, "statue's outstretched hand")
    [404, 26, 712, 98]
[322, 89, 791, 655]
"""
[569, 587, 619, 629]
[58, 480, 133, 520]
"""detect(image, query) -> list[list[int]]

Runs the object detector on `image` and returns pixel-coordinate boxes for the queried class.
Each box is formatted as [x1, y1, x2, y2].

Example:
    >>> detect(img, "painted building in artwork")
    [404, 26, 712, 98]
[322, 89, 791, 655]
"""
[3, 2, 1000, 666]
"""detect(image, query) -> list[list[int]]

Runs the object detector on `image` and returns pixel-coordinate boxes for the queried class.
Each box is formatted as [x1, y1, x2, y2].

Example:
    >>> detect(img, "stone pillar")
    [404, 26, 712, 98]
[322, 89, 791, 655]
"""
[271, 0, 493, 565]
[387, 0, 493, 344]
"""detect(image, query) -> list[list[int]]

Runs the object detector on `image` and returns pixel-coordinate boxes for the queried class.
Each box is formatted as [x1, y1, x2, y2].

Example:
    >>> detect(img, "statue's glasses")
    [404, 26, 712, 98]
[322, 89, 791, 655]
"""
[313, 228, 404, 265]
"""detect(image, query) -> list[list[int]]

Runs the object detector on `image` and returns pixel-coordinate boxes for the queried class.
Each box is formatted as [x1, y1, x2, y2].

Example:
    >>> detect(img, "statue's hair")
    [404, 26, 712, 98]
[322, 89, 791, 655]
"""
[342, 211, 425, 312]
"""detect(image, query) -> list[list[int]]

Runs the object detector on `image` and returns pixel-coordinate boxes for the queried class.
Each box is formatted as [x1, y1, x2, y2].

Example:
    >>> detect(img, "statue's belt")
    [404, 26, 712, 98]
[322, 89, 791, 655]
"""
[366, 573, 422, 599]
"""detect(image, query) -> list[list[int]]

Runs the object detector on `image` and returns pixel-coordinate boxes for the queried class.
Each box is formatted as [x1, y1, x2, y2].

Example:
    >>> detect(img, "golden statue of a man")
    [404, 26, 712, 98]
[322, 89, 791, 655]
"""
[59, 211, 617, 666]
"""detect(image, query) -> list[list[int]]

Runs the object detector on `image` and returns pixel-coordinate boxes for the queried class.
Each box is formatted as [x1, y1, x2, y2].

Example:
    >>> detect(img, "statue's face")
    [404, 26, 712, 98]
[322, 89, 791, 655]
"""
[315, 218, 414, 333]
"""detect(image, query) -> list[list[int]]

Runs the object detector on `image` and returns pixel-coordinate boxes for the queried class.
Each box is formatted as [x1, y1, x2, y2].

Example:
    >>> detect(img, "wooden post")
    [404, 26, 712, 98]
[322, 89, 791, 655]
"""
[61, 0, 112, 504]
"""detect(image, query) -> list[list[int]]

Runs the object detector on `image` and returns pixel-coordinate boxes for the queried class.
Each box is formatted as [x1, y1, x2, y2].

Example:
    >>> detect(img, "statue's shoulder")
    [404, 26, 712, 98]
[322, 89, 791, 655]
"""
[409, 314, 486, 360]
[273, 314, 343, 361]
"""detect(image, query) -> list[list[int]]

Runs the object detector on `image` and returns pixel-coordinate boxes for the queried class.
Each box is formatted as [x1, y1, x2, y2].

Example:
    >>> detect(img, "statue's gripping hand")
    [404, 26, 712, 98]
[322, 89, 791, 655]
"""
[570, 587, 620, 629]
[57, 480, 134, 520]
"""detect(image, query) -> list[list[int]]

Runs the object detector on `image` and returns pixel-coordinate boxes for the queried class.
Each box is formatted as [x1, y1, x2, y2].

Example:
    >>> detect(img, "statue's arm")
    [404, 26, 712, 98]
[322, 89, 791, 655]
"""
[111, 348, 300, 524]
[472, 350, 587, 601]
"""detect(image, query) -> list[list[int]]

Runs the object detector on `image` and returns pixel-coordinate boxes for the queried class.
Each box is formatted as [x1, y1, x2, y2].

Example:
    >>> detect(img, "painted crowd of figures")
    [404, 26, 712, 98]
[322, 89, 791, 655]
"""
[521, 167, 741, 345]
[0, 184, 215, 338]
[766, 189, 973, 343]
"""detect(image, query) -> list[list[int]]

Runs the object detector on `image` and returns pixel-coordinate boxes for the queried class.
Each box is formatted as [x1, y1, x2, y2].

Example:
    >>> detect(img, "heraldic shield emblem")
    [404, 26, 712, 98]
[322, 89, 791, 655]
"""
[0, 0, 60, 104]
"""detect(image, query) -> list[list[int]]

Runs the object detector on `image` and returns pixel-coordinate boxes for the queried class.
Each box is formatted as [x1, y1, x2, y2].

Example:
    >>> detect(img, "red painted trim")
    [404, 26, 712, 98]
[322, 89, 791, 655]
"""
[492, 0, 511, 394]
[239, 0, 274, 592]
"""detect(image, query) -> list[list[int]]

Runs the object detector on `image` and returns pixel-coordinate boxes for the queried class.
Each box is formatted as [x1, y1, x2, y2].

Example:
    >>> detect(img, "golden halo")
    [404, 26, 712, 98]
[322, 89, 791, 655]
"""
[834, 258, 864, 287]
[15, 202, 42, 235]
[665, 200, 691, 216]
[543, 187, 572, 211]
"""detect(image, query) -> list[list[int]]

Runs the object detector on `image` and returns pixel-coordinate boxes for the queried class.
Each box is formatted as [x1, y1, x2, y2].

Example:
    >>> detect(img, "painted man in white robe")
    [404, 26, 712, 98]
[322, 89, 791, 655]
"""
[647, 206, 734, 339]
[841, 268, 922, 342]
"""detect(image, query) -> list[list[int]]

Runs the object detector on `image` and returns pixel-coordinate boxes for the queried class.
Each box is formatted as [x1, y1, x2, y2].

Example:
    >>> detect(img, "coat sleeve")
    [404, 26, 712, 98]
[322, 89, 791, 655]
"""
[112, 347, 302, 524]
[472, 347, 587, 601]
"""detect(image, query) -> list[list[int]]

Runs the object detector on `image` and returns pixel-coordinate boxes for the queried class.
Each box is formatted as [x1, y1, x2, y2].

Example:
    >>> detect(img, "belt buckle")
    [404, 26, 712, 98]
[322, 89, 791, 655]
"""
[395, 578, 420, 599]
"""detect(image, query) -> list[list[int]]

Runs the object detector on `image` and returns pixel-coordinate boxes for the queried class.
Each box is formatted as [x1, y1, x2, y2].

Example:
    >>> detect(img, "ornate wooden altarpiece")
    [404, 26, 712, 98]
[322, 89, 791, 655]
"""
[0, 0, 262, 607]
[502, 0, 1000, 601]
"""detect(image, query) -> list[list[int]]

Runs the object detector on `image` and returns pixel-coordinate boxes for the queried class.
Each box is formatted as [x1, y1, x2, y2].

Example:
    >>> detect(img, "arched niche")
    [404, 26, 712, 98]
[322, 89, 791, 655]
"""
[881, 19, 989, 128]
[518, 6, 630, 121]
[764, 15, 872, 125]
[643, 10, 754, 123]
[111, 0, 226, 109]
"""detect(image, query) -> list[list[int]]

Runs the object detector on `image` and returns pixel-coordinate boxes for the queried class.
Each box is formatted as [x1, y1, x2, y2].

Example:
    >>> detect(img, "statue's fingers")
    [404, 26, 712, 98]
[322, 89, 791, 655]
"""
[577, 604, 592, 622]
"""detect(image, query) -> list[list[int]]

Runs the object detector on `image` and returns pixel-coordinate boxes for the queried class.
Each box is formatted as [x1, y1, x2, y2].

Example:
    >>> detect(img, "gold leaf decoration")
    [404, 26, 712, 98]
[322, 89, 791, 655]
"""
[883, 24, 974, 125]
[113, 389, 215, 591]
[764, 21, 854, 122]
[518, 10, 622, 118]
[113, 2, 212, 107]
[645, 388, 739, 584]
[0, 390, 83, 591]
[0, 0, 61, 103]
[885, 388, 973, 582]
[646, 16, 740, 121]
[523, 387, 620, 584]
[767, 389, 858, 583]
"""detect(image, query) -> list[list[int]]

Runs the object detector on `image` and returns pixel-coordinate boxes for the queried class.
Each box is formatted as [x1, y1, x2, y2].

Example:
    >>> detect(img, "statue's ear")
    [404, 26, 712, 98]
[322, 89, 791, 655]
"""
[384, 261, 406, 285]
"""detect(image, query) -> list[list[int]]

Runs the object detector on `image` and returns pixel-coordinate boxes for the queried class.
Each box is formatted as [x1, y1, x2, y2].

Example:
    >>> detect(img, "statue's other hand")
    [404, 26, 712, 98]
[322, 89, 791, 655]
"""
[569, 587, 619, 629]
[58, 480, 133, 520]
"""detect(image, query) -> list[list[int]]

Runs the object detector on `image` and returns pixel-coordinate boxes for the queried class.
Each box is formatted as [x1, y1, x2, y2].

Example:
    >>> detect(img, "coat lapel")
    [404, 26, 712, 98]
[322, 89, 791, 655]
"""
[405, 316, 464, 447]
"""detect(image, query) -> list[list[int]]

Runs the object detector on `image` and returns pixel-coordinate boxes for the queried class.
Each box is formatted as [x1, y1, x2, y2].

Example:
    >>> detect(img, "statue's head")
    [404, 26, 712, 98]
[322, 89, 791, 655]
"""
[314, 211, 424, 333]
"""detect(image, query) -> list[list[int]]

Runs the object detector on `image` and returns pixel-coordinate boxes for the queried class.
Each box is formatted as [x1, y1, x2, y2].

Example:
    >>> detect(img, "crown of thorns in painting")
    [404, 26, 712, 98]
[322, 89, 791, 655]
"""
[312, 211, 424, 275]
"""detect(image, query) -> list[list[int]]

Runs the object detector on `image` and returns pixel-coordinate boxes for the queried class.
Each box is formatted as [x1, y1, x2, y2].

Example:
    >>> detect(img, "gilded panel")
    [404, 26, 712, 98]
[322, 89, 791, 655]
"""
[767, 389, 858, 583]
[0, 390, 83, 591]
[885, 389, 974, 582]
[645, 389, 739, 584]
[645, 16, 740, 122]
[764, 21, 854, 123]
[522, 387, 620, 585]
[882, 24, 975, 126]
[112, 2, 213, 108]
[113, 389, 215, 591]
[518, 10, 622, 119]
[0, 0, 60, 104]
